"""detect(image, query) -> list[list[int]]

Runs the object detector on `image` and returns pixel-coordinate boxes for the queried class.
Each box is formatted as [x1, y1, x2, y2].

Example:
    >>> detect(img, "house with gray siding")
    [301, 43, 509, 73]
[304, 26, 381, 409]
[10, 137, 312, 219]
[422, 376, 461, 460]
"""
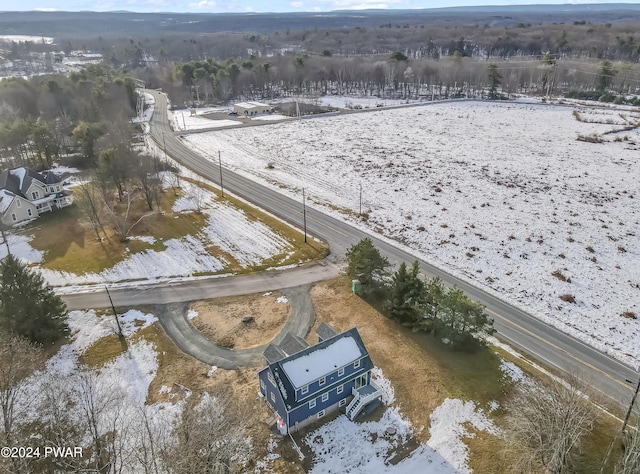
[258, 324, 381, 435]
[0, 167, 73, 227]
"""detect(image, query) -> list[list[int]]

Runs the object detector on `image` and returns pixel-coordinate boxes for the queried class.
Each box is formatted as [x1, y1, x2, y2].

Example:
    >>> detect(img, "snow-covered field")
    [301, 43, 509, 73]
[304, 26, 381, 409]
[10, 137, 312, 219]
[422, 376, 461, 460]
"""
[182, 101, 640, 366]
[169, 106, 242, 131]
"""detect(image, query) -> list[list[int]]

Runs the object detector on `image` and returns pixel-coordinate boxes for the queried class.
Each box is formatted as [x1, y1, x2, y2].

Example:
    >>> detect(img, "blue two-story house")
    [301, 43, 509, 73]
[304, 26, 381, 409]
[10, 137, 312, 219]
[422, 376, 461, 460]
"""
[258, 323, 381, 435]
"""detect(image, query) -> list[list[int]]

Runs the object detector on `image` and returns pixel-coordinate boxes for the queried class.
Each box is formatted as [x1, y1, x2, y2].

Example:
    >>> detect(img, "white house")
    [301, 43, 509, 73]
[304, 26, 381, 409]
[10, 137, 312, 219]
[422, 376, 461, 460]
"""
[233, 101, 273, 117]
[0, 167, 73, 227]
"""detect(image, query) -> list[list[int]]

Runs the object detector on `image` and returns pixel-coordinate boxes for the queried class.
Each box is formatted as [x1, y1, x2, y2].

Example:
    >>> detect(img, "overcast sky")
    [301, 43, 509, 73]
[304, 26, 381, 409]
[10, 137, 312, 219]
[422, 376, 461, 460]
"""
[1, 0, 625, 14]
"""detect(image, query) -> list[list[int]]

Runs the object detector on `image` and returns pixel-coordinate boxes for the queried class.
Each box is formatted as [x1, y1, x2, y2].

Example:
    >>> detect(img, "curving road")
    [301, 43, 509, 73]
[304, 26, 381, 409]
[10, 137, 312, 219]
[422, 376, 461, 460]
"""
[64, 90, 638, 410]
[155, 285, 316, 369]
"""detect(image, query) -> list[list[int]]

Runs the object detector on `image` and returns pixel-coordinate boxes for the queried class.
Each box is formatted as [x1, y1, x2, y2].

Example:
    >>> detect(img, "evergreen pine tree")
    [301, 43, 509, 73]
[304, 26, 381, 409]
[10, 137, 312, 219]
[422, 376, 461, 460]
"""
[487, 63, 502, 99]
[389, 261, 425, 324]
[345, 238, 390, 298]
[0, 254, 68, 345]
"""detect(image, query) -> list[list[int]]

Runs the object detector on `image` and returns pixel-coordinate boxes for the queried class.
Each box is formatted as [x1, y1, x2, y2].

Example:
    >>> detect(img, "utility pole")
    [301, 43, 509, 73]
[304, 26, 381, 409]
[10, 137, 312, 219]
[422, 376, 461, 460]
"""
[302, 187, 307, 243]
[219, 151, 224, 198]
[622, 369, 640, 432]
[105, 285, 124, 339]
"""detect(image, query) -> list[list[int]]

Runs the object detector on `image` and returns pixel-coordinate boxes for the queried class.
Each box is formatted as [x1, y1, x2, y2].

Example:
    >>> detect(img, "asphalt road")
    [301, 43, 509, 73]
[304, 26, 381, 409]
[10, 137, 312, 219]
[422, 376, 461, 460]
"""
[64, 90, 638, 411]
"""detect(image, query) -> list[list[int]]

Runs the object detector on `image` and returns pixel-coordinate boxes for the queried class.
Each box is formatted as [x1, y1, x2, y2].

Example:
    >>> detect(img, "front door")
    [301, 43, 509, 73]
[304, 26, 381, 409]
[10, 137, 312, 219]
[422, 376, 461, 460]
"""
[355, 373, 367, 389]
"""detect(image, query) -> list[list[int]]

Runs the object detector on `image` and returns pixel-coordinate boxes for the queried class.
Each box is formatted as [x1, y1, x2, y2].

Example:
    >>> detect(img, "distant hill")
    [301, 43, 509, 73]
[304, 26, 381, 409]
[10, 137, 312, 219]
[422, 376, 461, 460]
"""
[1, 4, 640, 38]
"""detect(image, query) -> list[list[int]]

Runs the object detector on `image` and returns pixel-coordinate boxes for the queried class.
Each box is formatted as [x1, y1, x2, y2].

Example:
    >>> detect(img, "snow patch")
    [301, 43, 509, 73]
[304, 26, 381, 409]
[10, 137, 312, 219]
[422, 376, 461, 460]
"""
[500, 359, 525, 383]
[428, 398, 501, 474]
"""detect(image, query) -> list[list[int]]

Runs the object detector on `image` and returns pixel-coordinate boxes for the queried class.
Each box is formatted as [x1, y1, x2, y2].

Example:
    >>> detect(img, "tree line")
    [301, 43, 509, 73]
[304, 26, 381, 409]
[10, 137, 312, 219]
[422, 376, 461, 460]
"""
[140, 53, 639, 109]
[345, 237, 494, 351]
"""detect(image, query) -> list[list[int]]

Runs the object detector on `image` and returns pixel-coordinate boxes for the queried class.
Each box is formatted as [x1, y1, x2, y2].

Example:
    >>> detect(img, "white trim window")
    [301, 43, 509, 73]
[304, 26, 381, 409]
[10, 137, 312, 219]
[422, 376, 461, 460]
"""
[319, 376, 326, 386]
[309, 399, 316, 409]
[301, 385, 309, 395]
[31, 191, 39, 199]
[11, 213, 17, 221]
[322, 392, 329, 402]
[260, 380, 266, 392]
[16, 199, 21, 208]
[317, 410, 325, 419]
[268, 372, 276, 386]
[337, 384, 343, 395]
[339, 398, 347, 407]
[270, 392, 276, 403]
[27, 209, 32, 217]
[354, 359, 360, 369]
[338, 367, 344, 377]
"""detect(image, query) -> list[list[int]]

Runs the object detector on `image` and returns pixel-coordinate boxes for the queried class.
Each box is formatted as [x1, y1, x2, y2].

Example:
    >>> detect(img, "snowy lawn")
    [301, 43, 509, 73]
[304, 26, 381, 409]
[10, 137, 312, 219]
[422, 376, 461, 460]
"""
[2, 176, 296, 289]
[182, 101, 640, 366]
[10, 308, 183, 474]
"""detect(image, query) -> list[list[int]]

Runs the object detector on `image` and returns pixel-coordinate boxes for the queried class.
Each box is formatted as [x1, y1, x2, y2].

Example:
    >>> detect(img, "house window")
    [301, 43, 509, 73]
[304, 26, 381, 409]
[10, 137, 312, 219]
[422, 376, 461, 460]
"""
[270, 392, 276, 403]
[267, 372, 276, 387]
[338, 367, 344, 377]
[301, 385, 308, 395]
[339, 398, 347, 407]
[319, 377, 326, 386]
[27, 209, 32, 217]
[337, 384, 343, 395]
[322, 393, 329, 402]
[11, 213, 16, 221]
[317, 410, 325, 419]
[354, 360, 360, 369]
[309, 399, 316, 409]
[56, 186, 60, 192]
[16, 200, 21, 208]
[50, 186, 55, 193]
[31, 191, 39, 199]
[260, 380, 266, 392]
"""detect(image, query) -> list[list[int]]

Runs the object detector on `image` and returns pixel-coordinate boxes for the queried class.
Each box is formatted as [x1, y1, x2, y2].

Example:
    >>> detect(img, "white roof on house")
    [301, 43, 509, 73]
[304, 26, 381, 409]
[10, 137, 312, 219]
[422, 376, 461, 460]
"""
[281, 336, 362, 388]
[235, 101, 270, 109]
[0, 190, 14, 213]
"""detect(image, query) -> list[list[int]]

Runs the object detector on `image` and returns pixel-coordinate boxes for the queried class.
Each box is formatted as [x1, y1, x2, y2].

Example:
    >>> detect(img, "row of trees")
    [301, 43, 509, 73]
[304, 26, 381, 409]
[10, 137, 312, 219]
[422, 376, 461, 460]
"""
[345, 238, 494, 350]
[147, 53, 638, 108]
[49, 19, 640, 64]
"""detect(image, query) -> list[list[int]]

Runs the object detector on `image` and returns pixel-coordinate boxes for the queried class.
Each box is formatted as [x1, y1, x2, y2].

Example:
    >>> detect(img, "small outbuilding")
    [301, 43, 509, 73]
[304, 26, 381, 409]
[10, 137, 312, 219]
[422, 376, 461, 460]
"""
[233, 101, 273, 117]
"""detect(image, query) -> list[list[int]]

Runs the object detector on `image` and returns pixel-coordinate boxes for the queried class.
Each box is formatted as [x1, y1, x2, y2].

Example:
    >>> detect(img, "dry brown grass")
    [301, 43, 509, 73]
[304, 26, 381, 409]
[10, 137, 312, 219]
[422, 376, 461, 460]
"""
[189, 292, 289, 349]
[308, 277, 449, 442]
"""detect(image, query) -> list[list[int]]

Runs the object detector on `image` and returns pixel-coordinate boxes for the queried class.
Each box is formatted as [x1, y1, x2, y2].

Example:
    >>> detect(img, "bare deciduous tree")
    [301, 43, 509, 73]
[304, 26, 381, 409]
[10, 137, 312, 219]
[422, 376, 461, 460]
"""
[73, 368, 121, 472]
[0, 335, 44, 474]
[76, 180, 106, 240]
[163, 392, 252, 474]
[504, 373, 596, 474]
[102, 185, 152, 242]
[186, 183, 207, 214]
[615, 415, 640, 474]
